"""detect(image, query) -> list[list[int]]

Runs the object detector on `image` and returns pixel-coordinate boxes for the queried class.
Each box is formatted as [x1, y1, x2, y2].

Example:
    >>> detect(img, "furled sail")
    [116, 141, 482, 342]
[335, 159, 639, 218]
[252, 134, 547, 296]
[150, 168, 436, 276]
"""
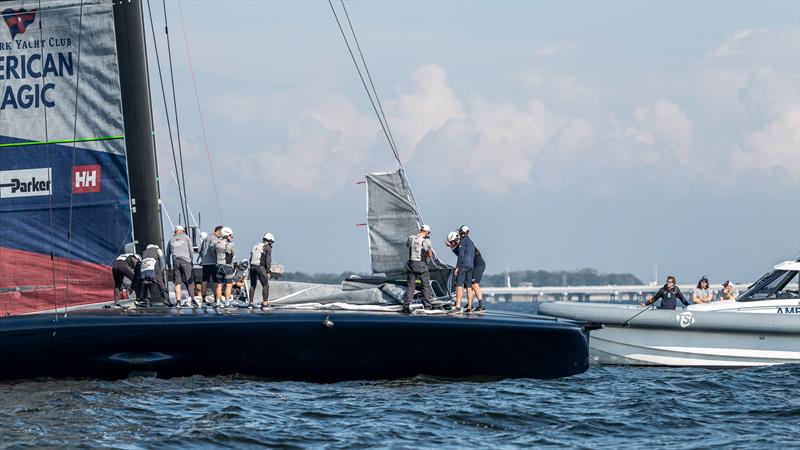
[0, 0, 132, 315]
[365, 169, 451, 287]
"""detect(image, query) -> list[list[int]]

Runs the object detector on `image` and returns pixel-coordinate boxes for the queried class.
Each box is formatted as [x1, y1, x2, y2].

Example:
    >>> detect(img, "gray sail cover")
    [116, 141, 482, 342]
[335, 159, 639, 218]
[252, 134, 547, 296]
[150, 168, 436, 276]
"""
[366, 170, 422, 275]
[366, 170, 450, 277]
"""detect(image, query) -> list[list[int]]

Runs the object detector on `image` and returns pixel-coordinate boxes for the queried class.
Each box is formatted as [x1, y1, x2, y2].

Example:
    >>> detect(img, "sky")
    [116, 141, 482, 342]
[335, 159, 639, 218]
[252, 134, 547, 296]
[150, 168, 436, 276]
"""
[144, 0, 800, 284]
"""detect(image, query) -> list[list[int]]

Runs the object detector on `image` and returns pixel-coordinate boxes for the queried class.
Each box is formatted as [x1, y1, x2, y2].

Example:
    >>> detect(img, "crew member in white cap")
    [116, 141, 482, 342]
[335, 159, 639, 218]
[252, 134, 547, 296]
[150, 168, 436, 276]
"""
[213, 226, 236, 307]
[404, 224, 433, 313]
[249, 233, 275, 309]
[165, 224, 195, 306]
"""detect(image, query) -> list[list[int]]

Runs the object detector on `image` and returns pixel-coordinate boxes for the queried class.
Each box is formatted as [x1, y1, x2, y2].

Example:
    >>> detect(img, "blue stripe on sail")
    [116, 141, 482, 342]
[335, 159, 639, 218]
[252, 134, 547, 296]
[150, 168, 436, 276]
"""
[0, 135, 132, 266]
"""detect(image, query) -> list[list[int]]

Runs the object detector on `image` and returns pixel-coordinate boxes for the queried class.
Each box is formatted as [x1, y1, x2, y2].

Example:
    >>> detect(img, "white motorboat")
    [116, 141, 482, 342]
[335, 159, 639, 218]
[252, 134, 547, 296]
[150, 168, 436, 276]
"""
[538, 259, 800, 367]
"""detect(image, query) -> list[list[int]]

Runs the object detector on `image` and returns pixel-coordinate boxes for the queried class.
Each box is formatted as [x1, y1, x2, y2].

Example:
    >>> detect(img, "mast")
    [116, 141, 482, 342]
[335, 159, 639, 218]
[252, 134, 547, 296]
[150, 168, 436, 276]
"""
[113, 0, 164, 252]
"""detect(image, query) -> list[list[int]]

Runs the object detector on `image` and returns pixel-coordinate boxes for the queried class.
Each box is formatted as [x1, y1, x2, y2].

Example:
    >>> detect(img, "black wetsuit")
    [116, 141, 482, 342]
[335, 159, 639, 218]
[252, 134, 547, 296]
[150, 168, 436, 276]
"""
[249, 241, 272, 303]
[651, 284, 689, 310]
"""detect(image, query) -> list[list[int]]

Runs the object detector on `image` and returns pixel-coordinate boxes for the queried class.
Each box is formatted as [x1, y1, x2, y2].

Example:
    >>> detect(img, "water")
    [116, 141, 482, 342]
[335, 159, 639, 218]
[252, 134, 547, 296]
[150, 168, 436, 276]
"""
[1, 366, 798, 449]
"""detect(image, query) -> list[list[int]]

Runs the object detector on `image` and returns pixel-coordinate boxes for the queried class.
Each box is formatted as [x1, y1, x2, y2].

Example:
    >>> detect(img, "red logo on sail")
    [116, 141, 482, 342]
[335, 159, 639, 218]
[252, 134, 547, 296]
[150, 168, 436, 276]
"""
[2, 9, 36, 39]
[72, 165, 101, 193]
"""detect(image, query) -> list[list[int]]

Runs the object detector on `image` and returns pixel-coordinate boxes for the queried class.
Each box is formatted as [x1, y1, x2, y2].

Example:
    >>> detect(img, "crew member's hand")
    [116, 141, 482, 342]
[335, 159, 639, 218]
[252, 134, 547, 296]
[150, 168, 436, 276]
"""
[454, 268, 459, 275]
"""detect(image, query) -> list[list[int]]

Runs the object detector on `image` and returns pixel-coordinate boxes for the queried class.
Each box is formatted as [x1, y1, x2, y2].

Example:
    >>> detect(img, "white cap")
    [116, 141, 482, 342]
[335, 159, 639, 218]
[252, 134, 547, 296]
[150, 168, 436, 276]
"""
[174, 225, 185, 231]
[459, 225, 470, 234]
[221, 226, 233, 237]
[263, 232, 275, 242]
[447, 231, 459, 242]
[421, 224, 431, 232]
[200, 231, 208, 240]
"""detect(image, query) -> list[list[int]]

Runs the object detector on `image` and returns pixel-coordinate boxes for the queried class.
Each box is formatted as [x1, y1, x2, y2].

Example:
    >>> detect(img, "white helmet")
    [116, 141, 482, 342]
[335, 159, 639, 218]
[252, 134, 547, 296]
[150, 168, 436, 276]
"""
[420, 224, 431, 233]
[221, 226, 233, 237]
[263, 232, 275, 242]
[447, 231, 459, 242]
[459, 225, 470, 235]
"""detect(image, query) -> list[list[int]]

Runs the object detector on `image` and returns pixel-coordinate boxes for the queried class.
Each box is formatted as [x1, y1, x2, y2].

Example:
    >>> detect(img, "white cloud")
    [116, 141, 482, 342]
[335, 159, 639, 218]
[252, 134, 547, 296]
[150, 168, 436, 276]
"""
[709, 28, 763, 57]
[385, 64, 465, 160]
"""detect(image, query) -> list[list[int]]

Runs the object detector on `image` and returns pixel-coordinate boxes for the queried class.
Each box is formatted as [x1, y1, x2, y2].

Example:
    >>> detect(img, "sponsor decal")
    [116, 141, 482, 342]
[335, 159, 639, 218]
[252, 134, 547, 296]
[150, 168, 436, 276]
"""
[0, 167, 51, 198]
[777, 307, 800, 314]
[72, 164, 101, 193]
[2, 8, 36, 39]
[675, 311, 695, 328]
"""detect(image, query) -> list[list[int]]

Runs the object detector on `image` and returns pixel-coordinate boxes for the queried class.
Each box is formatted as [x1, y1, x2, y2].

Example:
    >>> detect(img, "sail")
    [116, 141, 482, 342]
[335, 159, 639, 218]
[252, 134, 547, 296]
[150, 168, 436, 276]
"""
[0, 0, 132, 315]
[365, 169, 451, 281]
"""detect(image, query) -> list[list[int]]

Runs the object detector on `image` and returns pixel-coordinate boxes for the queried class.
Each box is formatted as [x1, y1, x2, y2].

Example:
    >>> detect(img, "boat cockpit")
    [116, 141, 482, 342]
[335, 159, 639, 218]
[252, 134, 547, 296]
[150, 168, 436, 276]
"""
[737, 260, 800, 302]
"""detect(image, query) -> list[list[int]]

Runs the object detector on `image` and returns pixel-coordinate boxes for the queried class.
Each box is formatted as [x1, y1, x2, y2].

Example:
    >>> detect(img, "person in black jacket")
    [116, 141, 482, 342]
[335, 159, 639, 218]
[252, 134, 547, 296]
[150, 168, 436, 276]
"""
[644, 275, 689, 310]
[249, 233, 274, 309]
[112, 253, 140, 306]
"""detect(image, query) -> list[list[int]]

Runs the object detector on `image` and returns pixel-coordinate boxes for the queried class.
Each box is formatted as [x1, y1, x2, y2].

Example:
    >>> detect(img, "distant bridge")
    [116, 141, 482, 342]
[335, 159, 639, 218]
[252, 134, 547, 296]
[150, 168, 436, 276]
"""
[483, 283, 751, 303]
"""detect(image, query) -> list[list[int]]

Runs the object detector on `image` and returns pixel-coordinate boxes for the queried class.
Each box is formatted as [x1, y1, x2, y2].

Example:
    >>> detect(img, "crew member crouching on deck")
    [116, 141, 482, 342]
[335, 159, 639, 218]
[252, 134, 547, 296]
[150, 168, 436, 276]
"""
[112, 252, 140, 306]
[404, 224, 434, 313]
[249, 233, 275, 309]
[139, 244, 168, 306]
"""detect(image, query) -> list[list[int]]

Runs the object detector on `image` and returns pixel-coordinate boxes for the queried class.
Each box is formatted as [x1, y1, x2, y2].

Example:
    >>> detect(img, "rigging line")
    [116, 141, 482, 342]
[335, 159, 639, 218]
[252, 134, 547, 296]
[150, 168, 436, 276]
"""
[36, 0, 59, 321]
[64, 0, 86, 317]
[170, 171, 200, 228]
[145, 0, 189, 226]
[339, 1, 422, 216]
[339, 0, 399, 160]
[161, 0, 191, 230]
[329, 1, 424, 223]
[327, 1, 396, 168]
[176, 0, 223, 224]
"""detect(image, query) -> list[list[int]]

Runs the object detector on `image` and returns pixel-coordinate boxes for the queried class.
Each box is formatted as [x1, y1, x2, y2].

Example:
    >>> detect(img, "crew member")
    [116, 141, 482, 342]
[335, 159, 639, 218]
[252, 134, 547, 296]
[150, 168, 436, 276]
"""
[404, 224, 433, 313]
[454, 225, 476, 313]
[112, 252, 140, 306]
[213, 226, 236, 308]
[459, 225, 486, 312]
[249, 233, 274, 309]
[644, 275, 689, 310]
[166, 225, 195, 306]
[139, 243, 167, 306]
[720, 280, 739, 301]
[199, 226, 222, 304]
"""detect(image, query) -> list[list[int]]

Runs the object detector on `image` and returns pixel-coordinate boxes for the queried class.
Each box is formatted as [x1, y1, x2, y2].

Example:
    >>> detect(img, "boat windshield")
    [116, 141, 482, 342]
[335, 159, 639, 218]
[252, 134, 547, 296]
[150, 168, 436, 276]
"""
[737, 270, 800, 302]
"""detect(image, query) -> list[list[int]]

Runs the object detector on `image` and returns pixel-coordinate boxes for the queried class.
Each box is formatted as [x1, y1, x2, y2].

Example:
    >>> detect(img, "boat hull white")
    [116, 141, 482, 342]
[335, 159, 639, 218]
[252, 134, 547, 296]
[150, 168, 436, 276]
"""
[590, 326, 799, 367]
[538, 302, 800, 367]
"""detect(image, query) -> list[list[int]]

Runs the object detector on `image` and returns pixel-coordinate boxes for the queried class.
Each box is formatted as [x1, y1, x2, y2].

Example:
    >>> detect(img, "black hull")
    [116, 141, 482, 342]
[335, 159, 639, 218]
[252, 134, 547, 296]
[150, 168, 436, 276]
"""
[0, 309, 589, 381]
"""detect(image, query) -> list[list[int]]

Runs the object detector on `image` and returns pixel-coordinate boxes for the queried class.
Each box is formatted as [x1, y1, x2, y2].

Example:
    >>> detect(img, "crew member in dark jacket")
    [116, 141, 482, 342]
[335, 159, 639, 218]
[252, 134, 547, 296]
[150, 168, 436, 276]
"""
[249, 233, 274, 309]
[112, 253, 140, 305]
[645, 275, 689, 310]
[454, 228, 476, 313]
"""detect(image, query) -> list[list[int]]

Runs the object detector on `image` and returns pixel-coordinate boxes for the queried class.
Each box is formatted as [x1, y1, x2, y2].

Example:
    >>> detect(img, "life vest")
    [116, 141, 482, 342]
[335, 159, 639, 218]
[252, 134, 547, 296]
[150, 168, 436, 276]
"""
[250, 242, 265, 265]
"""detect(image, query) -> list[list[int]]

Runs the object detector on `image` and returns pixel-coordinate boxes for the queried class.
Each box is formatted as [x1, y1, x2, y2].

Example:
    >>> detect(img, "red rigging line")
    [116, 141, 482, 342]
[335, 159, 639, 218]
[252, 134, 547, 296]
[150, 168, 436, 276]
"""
[176, 0, 223, 224]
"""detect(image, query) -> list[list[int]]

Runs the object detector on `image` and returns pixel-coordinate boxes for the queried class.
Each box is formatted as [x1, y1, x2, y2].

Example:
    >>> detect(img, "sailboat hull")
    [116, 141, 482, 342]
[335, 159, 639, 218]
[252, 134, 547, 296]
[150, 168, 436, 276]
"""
[0, 309, 590, 381]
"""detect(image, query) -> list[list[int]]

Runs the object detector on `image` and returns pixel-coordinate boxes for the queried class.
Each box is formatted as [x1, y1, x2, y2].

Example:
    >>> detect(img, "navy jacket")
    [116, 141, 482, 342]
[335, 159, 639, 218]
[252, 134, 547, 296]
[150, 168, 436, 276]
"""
[652, 285, 689, 310]
[456, 236, 475, 269]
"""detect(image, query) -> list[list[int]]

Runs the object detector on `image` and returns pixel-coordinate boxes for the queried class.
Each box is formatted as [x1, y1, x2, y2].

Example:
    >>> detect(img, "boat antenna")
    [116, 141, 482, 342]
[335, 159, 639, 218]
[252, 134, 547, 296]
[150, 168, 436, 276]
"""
[327, 0, 424, 224]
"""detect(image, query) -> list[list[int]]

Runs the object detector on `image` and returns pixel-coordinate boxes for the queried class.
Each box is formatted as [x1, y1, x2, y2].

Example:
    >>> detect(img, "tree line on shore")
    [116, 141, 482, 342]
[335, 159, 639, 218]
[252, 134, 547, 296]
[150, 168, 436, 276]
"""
[283, 268, 642, 287]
